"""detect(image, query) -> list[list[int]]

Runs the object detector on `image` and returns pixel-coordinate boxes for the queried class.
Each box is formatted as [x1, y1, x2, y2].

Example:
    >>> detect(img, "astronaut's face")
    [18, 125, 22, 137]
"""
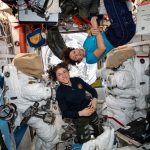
[69, 48, 85, 62]
[56, 67, 70, 85]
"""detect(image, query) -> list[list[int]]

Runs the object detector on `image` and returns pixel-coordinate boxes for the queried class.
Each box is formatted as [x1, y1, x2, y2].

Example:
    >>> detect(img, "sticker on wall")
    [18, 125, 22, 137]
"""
[27, 28, 46, 48]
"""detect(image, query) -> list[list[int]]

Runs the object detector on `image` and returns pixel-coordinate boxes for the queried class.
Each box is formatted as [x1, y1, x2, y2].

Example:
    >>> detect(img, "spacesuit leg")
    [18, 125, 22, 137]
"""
[28, 117, 59, 150]
[35, 137, 42, 150]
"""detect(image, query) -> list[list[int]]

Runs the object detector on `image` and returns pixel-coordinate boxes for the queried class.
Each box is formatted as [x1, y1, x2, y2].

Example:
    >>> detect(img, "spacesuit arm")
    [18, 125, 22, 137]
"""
[21, 83, 51, 101]
[107, 70, 135, 89]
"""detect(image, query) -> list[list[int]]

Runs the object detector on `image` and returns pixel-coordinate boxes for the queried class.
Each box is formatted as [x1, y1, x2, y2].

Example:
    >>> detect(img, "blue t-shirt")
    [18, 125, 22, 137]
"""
[83, 32, 114, 64]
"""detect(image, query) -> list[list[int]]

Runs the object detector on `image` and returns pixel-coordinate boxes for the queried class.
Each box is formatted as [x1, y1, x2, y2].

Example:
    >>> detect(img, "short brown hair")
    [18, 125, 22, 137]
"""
[47, 62, 69, 81]
[62, 46, 80, 65]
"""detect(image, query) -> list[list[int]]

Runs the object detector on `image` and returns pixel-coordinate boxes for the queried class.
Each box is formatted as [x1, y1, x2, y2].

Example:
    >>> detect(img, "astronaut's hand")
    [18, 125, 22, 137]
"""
[88, 98, 97, 112]
[88, 16, 100, 36]
[90, 28, 100, 36]
[78, 107, 93, 117]
[91, 16, 98, 29]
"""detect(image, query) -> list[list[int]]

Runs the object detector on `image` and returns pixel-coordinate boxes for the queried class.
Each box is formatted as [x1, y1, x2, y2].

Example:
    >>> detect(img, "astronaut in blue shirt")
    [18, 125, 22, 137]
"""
[62, 0, 136, 64]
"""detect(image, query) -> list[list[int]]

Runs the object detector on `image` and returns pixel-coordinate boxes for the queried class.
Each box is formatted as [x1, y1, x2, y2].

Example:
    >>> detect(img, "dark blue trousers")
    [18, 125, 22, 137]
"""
[104, 0, 136, 47]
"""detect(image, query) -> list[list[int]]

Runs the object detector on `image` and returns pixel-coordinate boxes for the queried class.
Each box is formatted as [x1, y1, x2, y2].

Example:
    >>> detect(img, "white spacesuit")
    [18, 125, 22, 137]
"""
[100, 46, 150, 130]
[101, 58, 139, 129]
[3, 64, 59, 150]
